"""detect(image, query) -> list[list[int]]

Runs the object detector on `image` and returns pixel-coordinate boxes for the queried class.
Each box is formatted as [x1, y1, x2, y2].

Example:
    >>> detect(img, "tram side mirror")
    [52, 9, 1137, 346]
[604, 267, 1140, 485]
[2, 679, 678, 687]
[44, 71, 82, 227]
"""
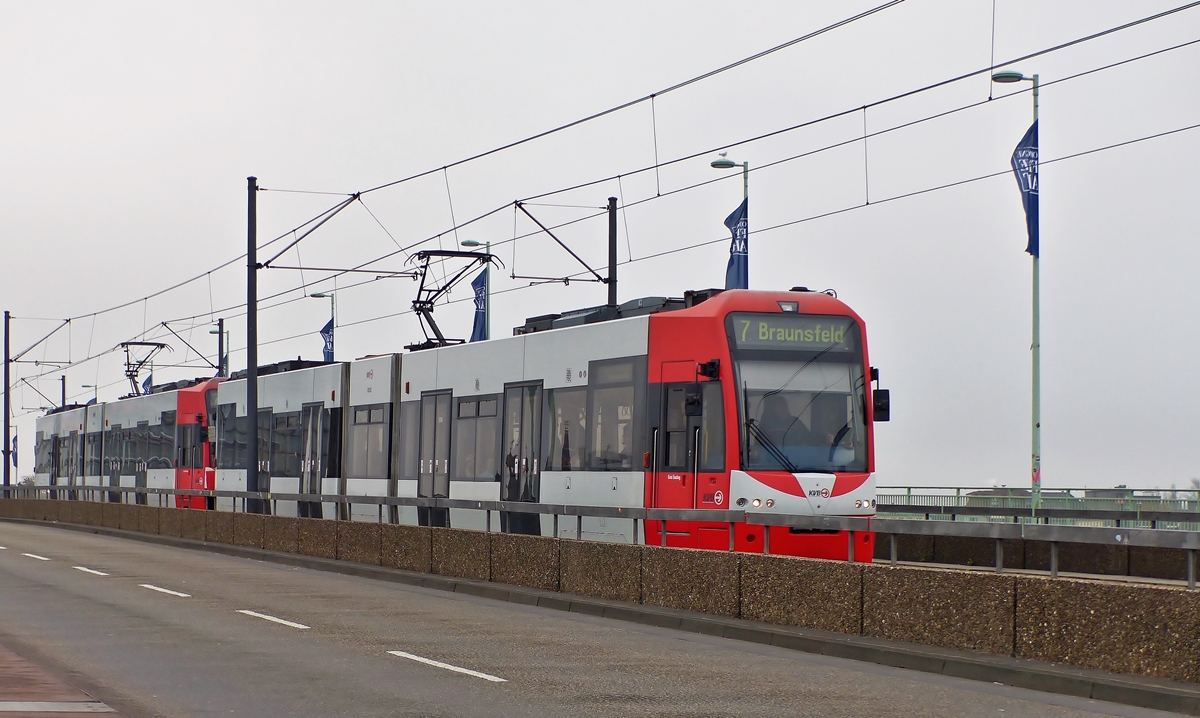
[684, 384, 703, 416]
[698, 359, 720, 379]
[873, 389, 890, 422]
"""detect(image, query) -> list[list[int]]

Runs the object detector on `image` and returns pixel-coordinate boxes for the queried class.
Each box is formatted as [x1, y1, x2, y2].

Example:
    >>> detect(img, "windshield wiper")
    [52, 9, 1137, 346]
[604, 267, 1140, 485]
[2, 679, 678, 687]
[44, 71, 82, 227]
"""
[745, 418, 801, 474]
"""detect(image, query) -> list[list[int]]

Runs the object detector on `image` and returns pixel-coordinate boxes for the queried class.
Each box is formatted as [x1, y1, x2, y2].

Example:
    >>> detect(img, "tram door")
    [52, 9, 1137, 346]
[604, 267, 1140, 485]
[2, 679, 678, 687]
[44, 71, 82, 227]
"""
[134, 422, 149, 505]
[655, 383, 703, 511]
[417, 392, 451, 527]
[297, 403, 325, 518]
[254, 409, 272, 514]
[501, 383, 542, 535]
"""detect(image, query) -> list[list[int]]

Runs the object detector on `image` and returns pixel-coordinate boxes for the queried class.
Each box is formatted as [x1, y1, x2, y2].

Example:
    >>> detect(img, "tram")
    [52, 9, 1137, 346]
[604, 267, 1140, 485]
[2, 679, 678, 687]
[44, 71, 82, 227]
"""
[35, 287, 889, 561]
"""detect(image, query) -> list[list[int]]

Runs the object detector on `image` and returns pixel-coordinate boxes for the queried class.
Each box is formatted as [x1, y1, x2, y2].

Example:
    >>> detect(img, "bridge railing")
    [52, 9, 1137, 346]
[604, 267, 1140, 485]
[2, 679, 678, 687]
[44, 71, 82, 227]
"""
[5, 484, 1200, 587]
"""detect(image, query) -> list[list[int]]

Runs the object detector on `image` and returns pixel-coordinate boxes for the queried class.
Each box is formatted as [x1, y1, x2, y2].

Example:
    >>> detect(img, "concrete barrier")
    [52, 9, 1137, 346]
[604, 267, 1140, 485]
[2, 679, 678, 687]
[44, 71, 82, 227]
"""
[381, 524, 431, 573]
[137, 506, 161, 535]
[159, 508, 184, 537]
[431, 527, 489, 581]
[101, 503, 121, 529]
[1026, 541, 1128, 576]
[232, 513, 264, 549]
[297, 517, 337, 559]
[741, 553, 863, 634]
[67, 501, 88, 526]
[263, 516, 300, 554]
[491, 533, 559, 591]
[206, 510, 234, 544]
[1016, 575, 1200, 683]
[1129, 546, 1187, 581]
[862, 564, 1016, 656]
[84, 502, 104, 527]
[642, 545, 739, 617]
[337, 521, 381, 565]
[559, 539, 642, 603]
[181, 509, 206, 541]
[118, 504, 141, 531]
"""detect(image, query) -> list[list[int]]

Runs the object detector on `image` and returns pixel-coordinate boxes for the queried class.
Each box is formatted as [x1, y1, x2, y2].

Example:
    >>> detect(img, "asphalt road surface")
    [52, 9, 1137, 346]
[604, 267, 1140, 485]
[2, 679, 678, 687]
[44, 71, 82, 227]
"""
[0, 521, 1181, 718]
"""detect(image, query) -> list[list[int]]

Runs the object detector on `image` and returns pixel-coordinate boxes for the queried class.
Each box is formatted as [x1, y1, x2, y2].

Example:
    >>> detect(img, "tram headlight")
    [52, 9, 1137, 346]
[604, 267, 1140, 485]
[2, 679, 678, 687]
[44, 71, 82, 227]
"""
[736, 497, 747, 507]
[751, 498, 762, 508]
[765, 499, 775, 508]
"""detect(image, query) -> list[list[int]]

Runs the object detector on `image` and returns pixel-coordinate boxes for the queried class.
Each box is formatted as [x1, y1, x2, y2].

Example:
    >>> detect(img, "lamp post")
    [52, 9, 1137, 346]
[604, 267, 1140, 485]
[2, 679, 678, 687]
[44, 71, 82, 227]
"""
[80, 384, 98, 403]
[460, 240, 489, 340]
[711, 152, 748, 200]
[208, 320, 228, 377]
[309, 292, 335, 360]
[993, 69, 1041, 510]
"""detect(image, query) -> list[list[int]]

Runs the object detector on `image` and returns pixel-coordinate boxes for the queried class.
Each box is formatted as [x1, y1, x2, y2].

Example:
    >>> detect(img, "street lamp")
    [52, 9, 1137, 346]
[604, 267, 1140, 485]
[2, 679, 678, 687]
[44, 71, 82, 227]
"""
[993, 69, 1041, 510]
[460, 240, 489, 341]
[710, 152, 749, 200]
[309, 292, 336, 361]
[80, 384, 98, 403]
[208, 319, 228, 377]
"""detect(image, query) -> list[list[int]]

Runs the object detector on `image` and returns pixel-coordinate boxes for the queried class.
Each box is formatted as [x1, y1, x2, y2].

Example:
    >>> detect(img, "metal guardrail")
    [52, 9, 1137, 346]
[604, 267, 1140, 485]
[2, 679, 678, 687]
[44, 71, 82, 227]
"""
[5, 485, 1199, 587]
[876, 503, 1200, 527]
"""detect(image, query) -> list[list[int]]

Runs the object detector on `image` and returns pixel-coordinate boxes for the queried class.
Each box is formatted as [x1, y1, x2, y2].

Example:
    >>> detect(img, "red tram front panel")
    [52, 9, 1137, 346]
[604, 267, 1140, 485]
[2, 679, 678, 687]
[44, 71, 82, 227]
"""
[645, 289, 878, 561]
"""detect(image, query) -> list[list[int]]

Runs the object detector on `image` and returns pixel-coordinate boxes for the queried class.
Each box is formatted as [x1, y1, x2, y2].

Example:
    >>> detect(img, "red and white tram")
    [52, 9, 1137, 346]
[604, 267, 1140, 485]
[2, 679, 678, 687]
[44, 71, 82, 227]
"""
[34, 377, 222, 509]
[36, 287, 889, 561]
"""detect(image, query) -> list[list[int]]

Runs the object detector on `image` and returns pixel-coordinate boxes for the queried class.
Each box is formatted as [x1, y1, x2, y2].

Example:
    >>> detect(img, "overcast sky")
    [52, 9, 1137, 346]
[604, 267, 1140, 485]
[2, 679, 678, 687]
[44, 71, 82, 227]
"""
[2, 0, 1198, 490]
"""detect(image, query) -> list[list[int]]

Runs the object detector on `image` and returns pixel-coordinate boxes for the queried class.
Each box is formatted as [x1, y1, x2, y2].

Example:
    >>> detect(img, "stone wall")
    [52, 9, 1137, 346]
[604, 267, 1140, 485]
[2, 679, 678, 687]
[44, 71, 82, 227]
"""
[7, 498, 1200, 684]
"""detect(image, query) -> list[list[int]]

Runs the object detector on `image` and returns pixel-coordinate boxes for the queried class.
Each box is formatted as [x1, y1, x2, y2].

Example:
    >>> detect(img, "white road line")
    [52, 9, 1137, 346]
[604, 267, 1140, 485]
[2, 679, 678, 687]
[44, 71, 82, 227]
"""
[139, 583, 190, 598]
[21, 553, 50, 561]
[237, 610, 310, 629]
[0, 701, 114, 713]
[0, 546, 7, 550]
[387, 650, 507, 683]
[73, 566, 109, 576]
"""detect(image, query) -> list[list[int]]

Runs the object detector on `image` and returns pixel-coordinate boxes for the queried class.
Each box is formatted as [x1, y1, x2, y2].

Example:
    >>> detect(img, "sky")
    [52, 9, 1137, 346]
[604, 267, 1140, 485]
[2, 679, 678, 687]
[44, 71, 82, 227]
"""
[1, 0, 1198, 490]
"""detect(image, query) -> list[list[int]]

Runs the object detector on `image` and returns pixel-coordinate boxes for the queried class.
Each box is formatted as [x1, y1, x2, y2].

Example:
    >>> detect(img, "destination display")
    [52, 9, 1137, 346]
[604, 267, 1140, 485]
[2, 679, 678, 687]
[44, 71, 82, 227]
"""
[728, 313, 859, 352]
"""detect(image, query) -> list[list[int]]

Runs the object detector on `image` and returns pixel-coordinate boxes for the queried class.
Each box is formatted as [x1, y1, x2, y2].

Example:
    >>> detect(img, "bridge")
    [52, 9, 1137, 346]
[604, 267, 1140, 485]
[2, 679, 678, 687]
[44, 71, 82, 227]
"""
[3, 492, 1200, 716]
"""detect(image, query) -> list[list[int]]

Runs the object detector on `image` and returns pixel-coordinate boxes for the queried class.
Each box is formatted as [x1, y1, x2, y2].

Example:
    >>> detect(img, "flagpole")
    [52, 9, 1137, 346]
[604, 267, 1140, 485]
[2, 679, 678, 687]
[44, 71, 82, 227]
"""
[1030, 73, 1041, 512]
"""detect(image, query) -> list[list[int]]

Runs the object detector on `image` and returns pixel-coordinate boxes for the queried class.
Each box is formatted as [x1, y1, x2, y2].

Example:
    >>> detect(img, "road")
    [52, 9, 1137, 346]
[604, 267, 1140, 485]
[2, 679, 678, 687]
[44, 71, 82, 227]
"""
[0, 521, 1179, 718]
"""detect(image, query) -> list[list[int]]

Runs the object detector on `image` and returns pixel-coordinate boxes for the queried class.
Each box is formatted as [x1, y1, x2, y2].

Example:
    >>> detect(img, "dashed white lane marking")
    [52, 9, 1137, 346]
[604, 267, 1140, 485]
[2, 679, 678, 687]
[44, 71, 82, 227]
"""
[22, 553, 50, 561]
[387, 650, 506, 682]
[73, 566, 109, 576]
[139, 583, 190, 597]
[237, 610, 309, 629]
[0, 546, 7, 550]
[0, 701, 114, 712]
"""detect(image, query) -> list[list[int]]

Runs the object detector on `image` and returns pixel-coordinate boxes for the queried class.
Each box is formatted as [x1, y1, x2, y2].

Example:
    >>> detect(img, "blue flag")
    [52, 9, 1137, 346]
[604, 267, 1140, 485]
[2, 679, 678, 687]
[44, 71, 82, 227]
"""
[469, 268, 487, 343]
[320, 318, 334, 362]
[723, 198, 748, 290]
[1010, 121, 1039, 257]
[85, 397, 97, 406]
[141, 374, 152, 395]
[11, 435, 16, 469]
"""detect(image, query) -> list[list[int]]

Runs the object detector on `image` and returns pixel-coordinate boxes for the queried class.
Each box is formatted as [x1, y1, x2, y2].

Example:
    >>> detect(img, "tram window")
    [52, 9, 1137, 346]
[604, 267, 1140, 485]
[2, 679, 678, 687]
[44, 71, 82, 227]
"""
[272, 412, 302, 477]
[398, 401, 420, 481]
[700, 382, 725, 471]
[453, 394, 501, 481]
[85, 433, 102, 476]
[543, 387, 586, 472]
[216, 403, 248, 470]
[347, 403, 389, 480]
[157, 411, 177, 470]
[664, 386, 687, 469]
[586, 357, 645, 472]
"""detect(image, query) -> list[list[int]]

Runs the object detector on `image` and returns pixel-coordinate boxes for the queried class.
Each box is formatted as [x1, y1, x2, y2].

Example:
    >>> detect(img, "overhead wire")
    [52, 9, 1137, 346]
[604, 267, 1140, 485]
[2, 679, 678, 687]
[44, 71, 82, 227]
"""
[12, 10, 1200, 385]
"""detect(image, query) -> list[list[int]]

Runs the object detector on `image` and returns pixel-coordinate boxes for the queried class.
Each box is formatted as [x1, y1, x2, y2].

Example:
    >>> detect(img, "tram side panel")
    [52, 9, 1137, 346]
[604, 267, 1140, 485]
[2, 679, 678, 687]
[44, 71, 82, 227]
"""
[345, 354, 399, 522]
[214, 365, 347, 516]
[101, 393, 178, 506]
[524, 316, 650, 542]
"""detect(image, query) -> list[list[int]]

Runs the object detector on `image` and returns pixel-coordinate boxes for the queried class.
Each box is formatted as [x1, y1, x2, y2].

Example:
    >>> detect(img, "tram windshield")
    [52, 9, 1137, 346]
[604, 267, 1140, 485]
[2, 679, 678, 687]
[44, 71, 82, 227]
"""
[727, 313, 867, 473]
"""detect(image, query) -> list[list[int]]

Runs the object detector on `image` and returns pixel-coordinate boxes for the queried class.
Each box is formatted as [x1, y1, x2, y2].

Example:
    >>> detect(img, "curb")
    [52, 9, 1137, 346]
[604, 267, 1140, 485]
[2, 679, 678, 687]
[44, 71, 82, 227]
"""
[10, 517, 1200, 715]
